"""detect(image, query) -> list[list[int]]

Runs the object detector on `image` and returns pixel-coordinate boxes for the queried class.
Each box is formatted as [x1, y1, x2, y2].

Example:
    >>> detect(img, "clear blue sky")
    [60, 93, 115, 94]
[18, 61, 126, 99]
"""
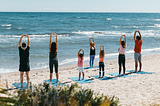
[0, 0, 160, 12]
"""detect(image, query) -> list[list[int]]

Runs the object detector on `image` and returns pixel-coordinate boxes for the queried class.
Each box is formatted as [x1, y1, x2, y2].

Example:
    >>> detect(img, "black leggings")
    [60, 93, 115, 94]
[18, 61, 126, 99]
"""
[49, 58, 58, 73]
[118, 54, 125, 75]
[99, 62, 105, 76]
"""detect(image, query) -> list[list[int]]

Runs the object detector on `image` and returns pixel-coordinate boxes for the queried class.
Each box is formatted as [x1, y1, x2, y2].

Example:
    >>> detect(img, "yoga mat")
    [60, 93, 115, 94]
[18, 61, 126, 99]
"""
[127, 70, 155, 74]
[69, 77, 94, 84]
[107, 73, 136, 78]
[84, 66, 99, 69]
[44, 79, 65, 86]
[91, 75, 117, 80]
[12, 82, 29, 90]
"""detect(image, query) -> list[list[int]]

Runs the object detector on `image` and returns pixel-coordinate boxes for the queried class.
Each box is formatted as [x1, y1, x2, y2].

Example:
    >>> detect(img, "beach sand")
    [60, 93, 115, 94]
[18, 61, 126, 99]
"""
[1, 53, 160, 106]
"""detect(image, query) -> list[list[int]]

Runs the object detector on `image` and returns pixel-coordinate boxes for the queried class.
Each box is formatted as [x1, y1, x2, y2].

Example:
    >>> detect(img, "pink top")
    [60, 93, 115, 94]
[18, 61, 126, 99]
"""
[99, 57, 104, 62]
[78, 56, 84, 67]
[119, 44, 127, 54]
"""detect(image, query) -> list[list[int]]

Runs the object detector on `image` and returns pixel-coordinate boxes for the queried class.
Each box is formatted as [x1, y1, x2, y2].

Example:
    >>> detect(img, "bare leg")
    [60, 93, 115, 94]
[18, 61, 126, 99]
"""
[139, 61, 142, 72]
[78, 72, 81, 80]
[82, 72, 84, 80]
[56, 73, 58, 83]
[26, 71, 30, 87]
[134, 62, 138, 72]
[20, 72, 24, 88]
[50, 73, 53, 83]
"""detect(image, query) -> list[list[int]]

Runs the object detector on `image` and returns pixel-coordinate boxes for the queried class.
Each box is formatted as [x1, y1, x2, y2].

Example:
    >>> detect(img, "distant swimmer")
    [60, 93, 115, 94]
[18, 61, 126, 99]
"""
[99, 45, 105, 78]
[18, 34, 30, 88]
[89, 37, 96, 67]
[49, 33, 59, 83]
[94, 32, 102, 34]
[134, 30, 143, 72]
[118, 35, 126, 76]
[77, 48, 84, 80]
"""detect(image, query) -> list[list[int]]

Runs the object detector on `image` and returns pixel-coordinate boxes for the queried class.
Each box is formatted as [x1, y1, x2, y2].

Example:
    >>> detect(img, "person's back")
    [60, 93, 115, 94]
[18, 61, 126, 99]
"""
[19, 46, 29, 63]
[134, 39, 142, 53]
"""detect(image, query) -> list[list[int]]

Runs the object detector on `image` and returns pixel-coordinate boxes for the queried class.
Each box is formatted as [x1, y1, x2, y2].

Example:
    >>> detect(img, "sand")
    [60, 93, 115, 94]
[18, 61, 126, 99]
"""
[1, 53, 160, 106]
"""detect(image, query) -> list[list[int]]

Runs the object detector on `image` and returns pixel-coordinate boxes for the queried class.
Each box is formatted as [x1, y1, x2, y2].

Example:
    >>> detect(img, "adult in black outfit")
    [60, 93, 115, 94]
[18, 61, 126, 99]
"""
[18, 34, 30, 88]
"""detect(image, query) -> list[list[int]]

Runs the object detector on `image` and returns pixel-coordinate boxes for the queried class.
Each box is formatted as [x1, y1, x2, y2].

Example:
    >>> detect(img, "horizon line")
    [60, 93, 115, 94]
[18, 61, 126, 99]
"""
[1, 11, 160, 13]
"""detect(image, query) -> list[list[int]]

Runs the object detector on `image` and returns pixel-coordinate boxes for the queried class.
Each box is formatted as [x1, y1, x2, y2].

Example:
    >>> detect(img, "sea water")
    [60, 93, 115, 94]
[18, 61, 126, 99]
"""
[1, 12, 160, 73]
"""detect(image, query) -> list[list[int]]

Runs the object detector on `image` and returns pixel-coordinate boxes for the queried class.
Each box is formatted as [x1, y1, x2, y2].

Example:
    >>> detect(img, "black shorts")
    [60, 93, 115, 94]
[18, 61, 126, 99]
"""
[19, 63, 30, 72]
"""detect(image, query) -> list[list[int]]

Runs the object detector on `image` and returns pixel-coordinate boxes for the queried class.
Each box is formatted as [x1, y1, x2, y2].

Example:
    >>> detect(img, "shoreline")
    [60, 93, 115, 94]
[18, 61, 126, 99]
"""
[1, 53, 160, 105]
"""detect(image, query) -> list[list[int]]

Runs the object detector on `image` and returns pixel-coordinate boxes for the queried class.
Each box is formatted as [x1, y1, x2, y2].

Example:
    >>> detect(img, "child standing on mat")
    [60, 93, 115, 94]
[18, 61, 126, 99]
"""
[78, 48, 84, 80]
[99, 45, 105, 78]
[89, 37, 95, 67]
[118, 35, 127, 76]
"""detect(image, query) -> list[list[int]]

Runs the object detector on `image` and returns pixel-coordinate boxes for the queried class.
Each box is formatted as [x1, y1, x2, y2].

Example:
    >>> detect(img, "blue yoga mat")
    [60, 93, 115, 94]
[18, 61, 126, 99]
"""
[44, 79, 65, 86]
[84, 66, 99, 69]
[127, 70, 155, 74]
[69, 77, 94, 84]
[91, 75, 117, 80]
[107, 73, 136, 78]
[12, 82, 29, 90]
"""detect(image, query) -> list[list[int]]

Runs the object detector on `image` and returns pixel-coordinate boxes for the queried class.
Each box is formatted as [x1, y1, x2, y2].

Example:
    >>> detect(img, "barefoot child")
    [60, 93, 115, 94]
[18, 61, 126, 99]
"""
[99, 45, 105, 78]
[78, 49, 84, 80]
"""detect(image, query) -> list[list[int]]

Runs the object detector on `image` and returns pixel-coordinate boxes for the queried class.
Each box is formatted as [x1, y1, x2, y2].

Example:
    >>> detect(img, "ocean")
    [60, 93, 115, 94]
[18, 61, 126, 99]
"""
[1, 12, 160, 73]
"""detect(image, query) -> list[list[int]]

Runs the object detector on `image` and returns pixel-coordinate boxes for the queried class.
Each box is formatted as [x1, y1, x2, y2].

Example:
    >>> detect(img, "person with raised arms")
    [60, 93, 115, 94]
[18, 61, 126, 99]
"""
[18, 34, 30, 88]
[77, 48, 84, 80]
[118, 35, 127, 76]
[49, 33, 59, 83]
[89, 37, 96, 67]
[134, 30, 143, 72]
[99, 45, 105, 78]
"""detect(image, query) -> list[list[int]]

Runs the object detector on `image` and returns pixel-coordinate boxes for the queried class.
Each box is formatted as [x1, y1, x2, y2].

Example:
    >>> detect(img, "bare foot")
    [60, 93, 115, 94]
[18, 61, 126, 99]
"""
[118, 74, 120, 77]
[83, 78, 84, 80]
[98, 76, 101, 78]
[138, 70, 141, 72]
[102, 76, 104, 78]
[123, 74, 125, 76]
[134, 70, 137, 73]
[78, 79, 80, 81]
[56, 80, 58, 83]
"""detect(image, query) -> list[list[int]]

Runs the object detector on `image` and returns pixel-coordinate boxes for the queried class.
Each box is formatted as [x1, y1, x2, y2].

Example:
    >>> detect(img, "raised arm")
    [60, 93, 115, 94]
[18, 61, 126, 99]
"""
[18, 35, 25, 47]
[119, 35, 123, 45]
[101, 45, 105, 58]
[26, 34, 30, 47]
[78, 49, 82, 57]
[82, 49, 84, 57]
[54, 33, 58, 52]
[89, 37, 92, 48]
[134, 30, 138, 41]
[137, 30, 142, 40]
[49, 33, 52, 53]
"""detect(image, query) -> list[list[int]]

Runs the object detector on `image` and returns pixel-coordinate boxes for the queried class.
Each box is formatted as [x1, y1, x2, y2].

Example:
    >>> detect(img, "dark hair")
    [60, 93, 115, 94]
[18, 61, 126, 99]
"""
[79, 53, 83, 60]
[121, 41, 125, 48]
[136, 36, 141, 41]
[100, 50, 104, 57]
[22, 42, 26, 48]
[51, 42, 56, 56]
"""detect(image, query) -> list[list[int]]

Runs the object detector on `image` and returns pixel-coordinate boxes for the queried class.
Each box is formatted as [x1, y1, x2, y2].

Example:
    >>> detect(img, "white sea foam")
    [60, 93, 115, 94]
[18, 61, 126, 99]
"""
[18, 28, 22, 29]
[106, 18, 112, 20]
[6, 27, 11, 29]
[1, 24, 11, 26]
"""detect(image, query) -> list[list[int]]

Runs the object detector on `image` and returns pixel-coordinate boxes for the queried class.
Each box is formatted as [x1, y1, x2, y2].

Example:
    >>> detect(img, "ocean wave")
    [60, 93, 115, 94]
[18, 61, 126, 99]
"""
[18, 28, 22, 29]
[1, 24, 11, 26]
[6, 27, 11, 29]
[106, 18, 112, 20]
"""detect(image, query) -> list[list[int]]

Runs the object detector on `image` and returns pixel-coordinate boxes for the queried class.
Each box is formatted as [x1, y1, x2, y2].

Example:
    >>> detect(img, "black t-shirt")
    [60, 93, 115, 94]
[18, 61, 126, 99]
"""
[90, 46, 95, 55]
[19, 46, 30, 63]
